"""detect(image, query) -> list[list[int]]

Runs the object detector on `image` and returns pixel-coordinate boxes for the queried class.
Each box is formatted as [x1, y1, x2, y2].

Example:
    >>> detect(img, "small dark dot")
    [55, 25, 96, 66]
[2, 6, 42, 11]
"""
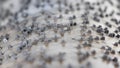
[96, 28, 103, 33]
[104, 6, 107, 12]
[112, 57, 118, 62]
[99, 14, 104, 18]
[91, 50, 96, 55]
[114, 30, 118, 33]
[85, 1, 90, 5]
[89, 6, 94, 10]
[0, 47, 2, 49]
[70, 22, 73, 26]
[87, 30, 91, 34]
[73, 15, 76, 19]
[102, 55, 108, 61]
[108, 24, 112, 28]
[116, 34, 120, 38]
[104, 27, 108, 30]
[92, 24, 96, 28]
[93, 16, 100, 22]
[76, 3, 80, 6]
[118, 40, 120, 44]
[101, 46, 105, 50]
[0, 58, 3, 61]
[8, 56, 11, 58]
[1, 53, 4, 55]
[118, 51, 120, 54]
[104, 28, 109, 34]
[113, 42, 118, 47]
[58, 8, 62, 12]
[87, 44, 92, 47]
[27, 30, 32, 34]
[117, 12, 120, 15]
[94, 36, 99, 40]
[47, 15, 51, 18]
[85, 20, 89, 24]
[23, 29, 27, 32]
[73, 22, 77, 26]
[104, 51, 109, 55]
[0, 62, 2, 65]
[97, 2, 100, 5]
[111, 50, 115, 54]
[105, 14, 109, 17]
[59, 15, 63, 18]
[108, 33, 115, 37]
[65, 9, 69, 14]
[114, 62, 119, 68]
[98, 25, 102, 28]
[98, 7, 103, 12]
[107, 46, 112, 51]
[106, 57, 111, 63]
[19, 47, 23, 50]
[101, 36, 105, 40]
[105, 22, 112, 28]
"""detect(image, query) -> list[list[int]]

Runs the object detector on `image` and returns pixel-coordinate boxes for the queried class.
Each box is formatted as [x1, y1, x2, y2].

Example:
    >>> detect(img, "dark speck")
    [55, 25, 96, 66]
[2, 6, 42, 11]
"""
[116, 34, 120, 38]
[94, 36, 99, 40]
[73, 22, 77, 26]
[112, 57, 118, 62]
[113, 42, 118, 47]
[96, 28, 103, 33]
[91, 50, 96, 55]
[111, 50, 115, 54]
[108, 33, 115, 37]
[101, 36, 105, 40]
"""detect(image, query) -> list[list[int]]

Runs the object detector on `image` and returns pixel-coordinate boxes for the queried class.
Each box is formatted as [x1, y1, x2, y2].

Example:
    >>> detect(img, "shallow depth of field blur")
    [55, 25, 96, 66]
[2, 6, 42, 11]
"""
[0, 0, 120, 68]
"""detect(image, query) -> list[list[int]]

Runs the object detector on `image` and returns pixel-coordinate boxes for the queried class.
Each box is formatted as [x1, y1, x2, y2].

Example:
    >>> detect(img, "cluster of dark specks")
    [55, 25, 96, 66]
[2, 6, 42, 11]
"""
[0, 0, 120, 68]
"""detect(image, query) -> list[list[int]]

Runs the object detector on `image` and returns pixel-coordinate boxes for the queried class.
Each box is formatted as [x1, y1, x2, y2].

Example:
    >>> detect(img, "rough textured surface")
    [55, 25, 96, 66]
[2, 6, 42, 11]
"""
[0, 0, 120, 68]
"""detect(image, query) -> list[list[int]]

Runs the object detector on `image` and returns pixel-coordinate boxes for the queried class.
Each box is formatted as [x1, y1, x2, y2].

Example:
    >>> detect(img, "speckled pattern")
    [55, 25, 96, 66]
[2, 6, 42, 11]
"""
[0, 0, 120, 68]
